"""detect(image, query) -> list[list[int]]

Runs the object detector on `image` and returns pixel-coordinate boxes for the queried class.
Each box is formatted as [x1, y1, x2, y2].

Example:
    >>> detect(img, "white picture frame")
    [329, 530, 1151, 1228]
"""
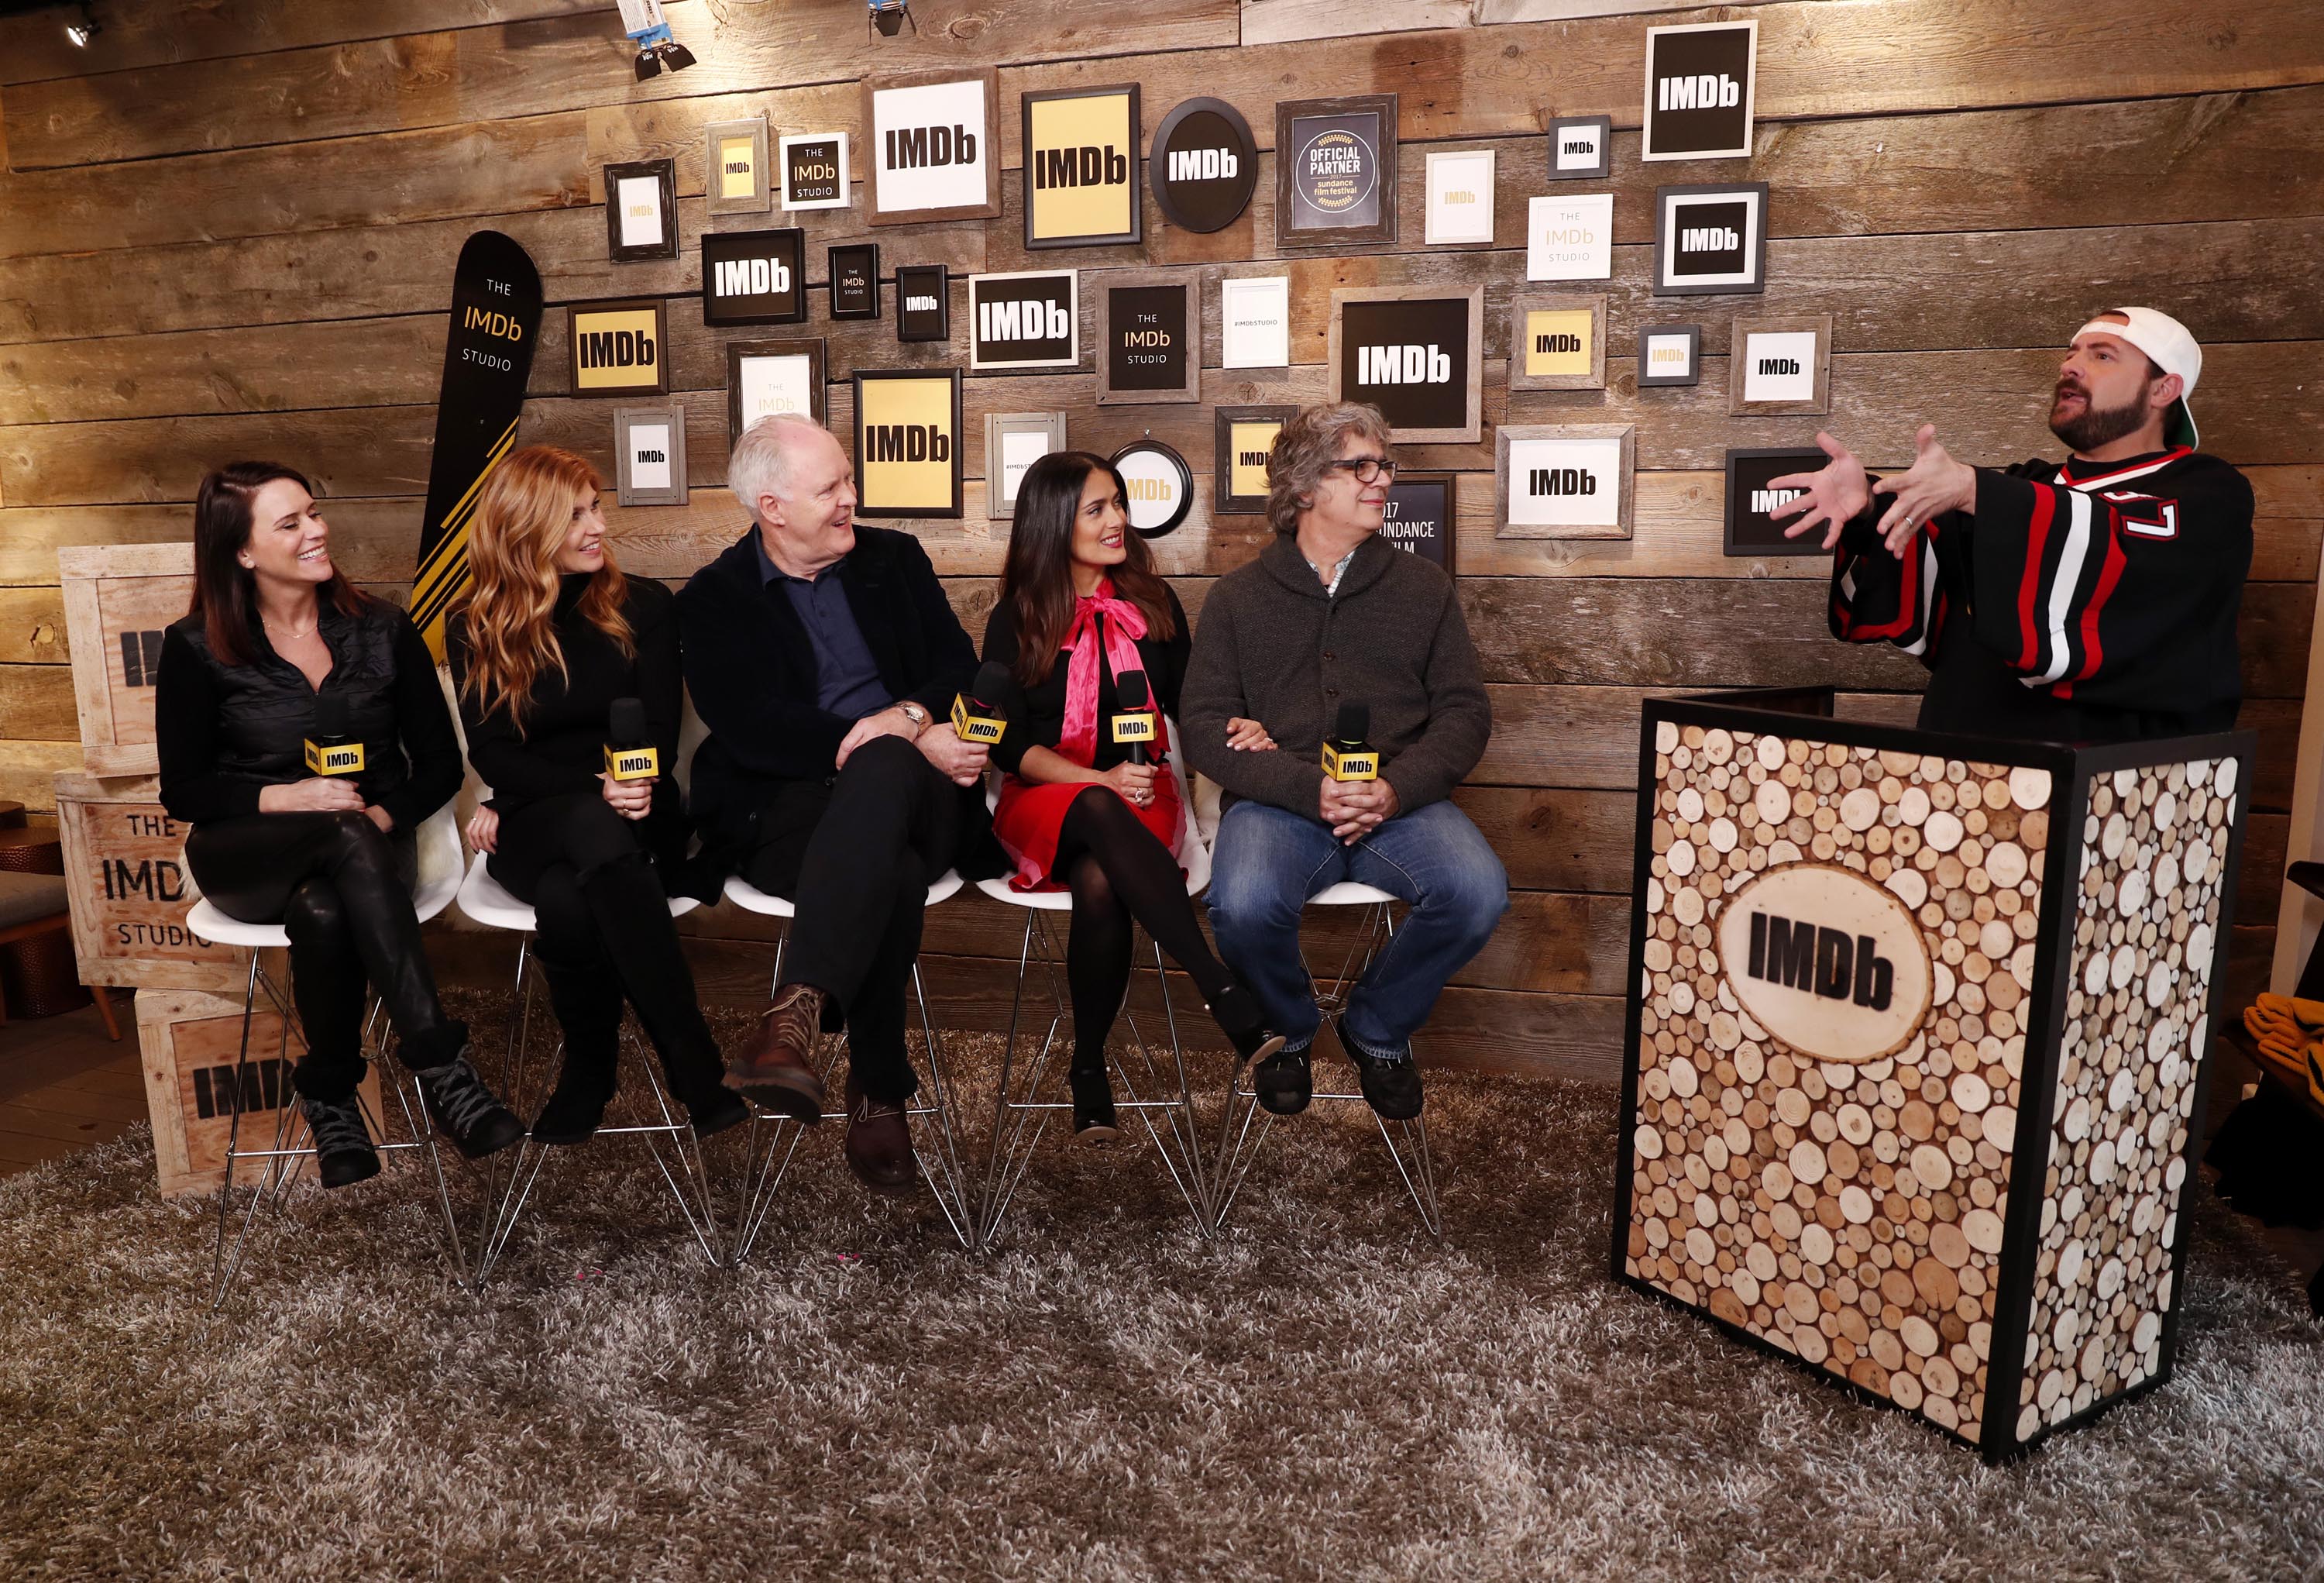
[1422, 149, 1496, 246]
[1526, 193, 1613, 282]
[1219, 274, 1291, 370]
[779, 132, 851, 212]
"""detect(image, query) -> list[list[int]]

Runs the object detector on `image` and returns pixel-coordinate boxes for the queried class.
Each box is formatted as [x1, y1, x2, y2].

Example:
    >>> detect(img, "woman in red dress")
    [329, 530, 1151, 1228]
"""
[982, 452, 1285, 1140]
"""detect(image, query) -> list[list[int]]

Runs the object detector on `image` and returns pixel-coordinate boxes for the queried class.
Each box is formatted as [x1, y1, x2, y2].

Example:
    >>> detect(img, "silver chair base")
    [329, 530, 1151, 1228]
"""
[1204, 900, 1444, 1239]
[974, 910, 1213, 1248]
[469, 934, 724, 1286]
[208, 948, 469, 1309]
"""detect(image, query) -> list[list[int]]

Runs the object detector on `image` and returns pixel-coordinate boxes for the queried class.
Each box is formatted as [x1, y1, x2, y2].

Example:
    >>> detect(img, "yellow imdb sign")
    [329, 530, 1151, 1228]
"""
[572, 305, 662, 392]
[719, 136, 758, 200]
[855, 372, 962, 518]
[1524, 308, 1595, 378]
[1229, 419, 1281, 502]
[1026, 87, 1138, 245]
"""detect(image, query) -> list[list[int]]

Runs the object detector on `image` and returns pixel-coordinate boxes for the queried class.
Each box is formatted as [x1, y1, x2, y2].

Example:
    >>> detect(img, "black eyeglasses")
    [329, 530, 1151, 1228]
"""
[1326, 457, 1400, 484]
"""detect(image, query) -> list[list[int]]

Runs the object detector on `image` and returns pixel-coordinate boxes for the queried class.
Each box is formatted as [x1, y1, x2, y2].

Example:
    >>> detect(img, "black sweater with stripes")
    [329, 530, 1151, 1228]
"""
[1827, 448, 2252, 744]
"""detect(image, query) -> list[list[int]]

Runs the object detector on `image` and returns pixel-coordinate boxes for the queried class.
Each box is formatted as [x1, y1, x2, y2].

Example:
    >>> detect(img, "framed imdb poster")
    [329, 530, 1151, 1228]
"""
[1023, 84, 1142, 249]
[1214, 404, 1294, 514]
[853, 368, 964, 520]
[1508, 291, 1607, 392]
[566, 298, 668, 396]
[704, 117, 771, 215]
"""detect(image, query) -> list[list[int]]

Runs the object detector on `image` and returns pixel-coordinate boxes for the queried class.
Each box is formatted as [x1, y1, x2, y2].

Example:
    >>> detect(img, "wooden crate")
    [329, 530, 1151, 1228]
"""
[58, 542, 194, 777]
[135, 986, 382, 1198]
[54, 770, 242, 992]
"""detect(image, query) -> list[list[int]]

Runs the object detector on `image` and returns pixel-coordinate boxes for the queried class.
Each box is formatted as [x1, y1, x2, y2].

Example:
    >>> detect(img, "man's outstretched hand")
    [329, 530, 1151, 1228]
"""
[1868, 423, 1977, 556]
[1770, 432, 1872, 552]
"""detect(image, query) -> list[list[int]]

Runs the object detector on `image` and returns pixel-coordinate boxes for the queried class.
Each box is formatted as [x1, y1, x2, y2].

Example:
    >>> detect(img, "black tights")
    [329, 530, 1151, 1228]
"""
[1056, 786, 1234, 1074]
[184, 810, 466, 1103]
[492, 793, 725, 1109]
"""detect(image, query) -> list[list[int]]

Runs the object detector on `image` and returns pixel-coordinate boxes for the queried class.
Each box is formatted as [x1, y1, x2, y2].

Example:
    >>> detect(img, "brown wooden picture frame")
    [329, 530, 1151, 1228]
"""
[1495, 422, 1636, 541]
[1096, 270, 1199, 405]
[861, 67, 1001, 227]
[1508, 291, 1608, 392]
[703, 116, 772, 217]
[1326, 284, 1483, 444]
[726, 337, 828, 446]
[1729, 312, 1833, 416]
[853, 366, 966, 520]
[1214, 404, 1296, 514]
[1275, 94, 1398, 248]
[603, 159, 679, 263]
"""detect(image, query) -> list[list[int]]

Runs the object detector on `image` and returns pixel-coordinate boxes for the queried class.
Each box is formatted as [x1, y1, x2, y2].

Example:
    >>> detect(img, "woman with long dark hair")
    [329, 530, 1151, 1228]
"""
[156, 463, 523, 1189]
[449, 446, 744, 1143]
[982, 451, 1284, 1139]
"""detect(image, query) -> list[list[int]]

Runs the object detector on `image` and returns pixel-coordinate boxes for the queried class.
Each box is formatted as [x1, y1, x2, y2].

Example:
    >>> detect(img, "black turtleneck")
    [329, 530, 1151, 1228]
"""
[447, 573, 682, 816]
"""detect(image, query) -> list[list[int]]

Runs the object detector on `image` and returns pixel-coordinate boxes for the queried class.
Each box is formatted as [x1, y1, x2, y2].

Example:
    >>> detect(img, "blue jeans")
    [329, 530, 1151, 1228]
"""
[1204, 798, 1508, 1062]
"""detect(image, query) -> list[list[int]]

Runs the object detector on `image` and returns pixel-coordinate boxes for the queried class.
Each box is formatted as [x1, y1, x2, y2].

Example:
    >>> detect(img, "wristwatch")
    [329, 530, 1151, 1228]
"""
[896, 701, 931, 734]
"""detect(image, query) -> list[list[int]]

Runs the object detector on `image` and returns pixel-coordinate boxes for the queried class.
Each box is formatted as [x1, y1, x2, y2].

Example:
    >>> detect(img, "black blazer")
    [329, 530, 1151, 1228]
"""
[676, 525, 1002, 878]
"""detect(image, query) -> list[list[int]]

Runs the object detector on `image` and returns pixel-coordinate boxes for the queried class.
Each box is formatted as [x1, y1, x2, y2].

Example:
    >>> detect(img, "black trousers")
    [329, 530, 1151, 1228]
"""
[488, 792, 724, 1108]
[741, 735, 963, 1103]
[184, 810, 466, 1103]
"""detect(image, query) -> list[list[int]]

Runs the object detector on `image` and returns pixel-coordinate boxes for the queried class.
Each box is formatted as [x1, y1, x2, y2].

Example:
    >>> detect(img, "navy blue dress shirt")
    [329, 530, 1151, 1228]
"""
[753, 532, 894, 719]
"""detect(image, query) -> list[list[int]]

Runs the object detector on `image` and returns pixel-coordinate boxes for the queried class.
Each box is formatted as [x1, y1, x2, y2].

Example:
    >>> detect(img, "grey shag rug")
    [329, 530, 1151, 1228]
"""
[5, 999, 2324, 1581]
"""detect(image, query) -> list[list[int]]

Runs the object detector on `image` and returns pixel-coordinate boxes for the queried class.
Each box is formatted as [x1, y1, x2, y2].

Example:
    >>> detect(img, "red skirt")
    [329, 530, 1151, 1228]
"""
[992, 772, 1184, 893]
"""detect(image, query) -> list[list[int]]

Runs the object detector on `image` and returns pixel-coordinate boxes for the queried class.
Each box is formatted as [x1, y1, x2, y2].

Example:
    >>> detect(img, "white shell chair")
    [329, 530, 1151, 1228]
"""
[721, 867, 977, 1256]
[187, 803, 471, 1307]
[453, 855, 723, 1283]
[972, 726, 1217, 1247]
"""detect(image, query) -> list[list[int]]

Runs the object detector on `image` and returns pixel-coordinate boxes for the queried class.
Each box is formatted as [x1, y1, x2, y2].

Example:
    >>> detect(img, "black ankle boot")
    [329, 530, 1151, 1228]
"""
[531, 1065, 615, 1147]
[414, 1051, 525, 1159]
[1208, 982, 1287, 1069]
[1069, 1066, 1119, 1144]
[683, 1085, 749, 1139]
[299, 1093, 381, 1189]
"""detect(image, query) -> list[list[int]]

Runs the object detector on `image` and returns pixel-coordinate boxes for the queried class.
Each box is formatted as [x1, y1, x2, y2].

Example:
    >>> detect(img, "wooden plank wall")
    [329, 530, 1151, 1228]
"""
[2, 0, 2318, 1079]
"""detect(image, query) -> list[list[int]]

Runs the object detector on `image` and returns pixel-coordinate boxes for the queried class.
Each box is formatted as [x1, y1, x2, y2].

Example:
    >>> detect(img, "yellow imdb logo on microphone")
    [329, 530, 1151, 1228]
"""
[604, 745, 660, 781]
[951, 697, 1006, 745]
[1111, 714, 1156, 744]
[1321, 742, 1377, 781]
[304, 740, 365, 776]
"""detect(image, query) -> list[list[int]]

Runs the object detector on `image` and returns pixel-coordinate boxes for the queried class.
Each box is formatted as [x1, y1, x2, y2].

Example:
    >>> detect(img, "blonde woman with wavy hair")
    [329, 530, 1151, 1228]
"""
[447, 446, 745, 1144]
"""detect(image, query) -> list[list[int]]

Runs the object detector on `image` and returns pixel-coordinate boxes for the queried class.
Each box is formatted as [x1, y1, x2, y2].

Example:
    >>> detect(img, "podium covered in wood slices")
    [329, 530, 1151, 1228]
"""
[1611, 688, 2253, 1461]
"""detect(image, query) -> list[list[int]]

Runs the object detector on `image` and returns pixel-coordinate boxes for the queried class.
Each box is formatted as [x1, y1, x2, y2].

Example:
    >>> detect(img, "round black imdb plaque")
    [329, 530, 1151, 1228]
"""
[1150, 98, 1258, 233]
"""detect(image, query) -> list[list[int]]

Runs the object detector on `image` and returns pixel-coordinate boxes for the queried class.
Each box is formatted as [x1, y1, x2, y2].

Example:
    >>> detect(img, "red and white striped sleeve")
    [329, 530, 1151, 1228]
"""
[1828, 513, 1946, 660]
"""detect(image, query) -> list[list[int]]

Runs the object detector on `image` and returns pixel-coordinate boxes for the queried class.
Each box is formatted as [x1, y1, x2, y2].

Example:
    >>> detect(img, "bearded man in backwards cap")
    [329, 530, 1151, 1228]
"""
[1773, 307, 2253, 742]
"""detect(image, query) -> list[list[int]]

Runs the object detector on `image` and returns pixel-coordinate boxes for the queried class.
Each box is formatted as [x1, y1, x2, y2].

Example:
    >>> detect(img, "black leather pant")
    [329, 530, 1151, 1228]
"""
[184, 810, 466, 1103]
[488, 792, 724, 1109]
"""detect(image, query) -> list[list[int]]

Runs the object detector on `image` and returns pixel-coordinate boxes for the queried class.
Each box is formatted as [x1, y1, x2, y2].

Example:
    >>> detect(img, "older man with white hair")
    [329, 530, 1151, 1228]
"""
[1776, 306, 2254, 742]
[677, 413, 999, 1194]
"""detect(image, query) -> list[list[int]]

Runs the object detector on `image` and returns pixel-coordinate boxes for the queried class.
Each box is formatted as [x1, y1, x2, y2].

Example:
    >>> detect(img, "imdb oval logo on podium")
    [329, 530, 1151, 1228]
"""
[1714, 862, 1932, 1064]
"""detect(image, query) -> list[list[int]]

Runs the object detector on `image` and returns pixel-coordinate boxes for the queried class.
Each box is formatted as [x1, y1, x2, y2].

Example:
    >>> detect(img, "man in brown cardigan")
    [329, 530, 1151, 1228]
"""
[1181, 401, 1507, 1120]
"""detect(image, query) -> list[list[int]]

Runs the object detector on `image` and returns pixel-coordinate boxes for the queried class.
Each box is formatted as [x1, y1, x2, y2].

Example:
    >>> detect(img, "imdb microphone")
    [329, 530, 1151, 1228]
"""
[1320, 702, 1378, 782]
[302, 693, 366, 777]
[1112, 672, 1158, 766]
[603, 696, 659, 781]
[951, 661, 1015, 746]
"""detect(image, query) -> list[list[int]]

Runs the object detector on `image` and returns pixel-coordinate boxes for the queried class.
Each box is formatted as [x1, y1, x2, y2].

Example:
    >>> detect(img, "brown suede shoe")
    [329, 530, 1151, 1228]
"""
[725, 983, 827, 1123]
[842, 1077, 916, 1196]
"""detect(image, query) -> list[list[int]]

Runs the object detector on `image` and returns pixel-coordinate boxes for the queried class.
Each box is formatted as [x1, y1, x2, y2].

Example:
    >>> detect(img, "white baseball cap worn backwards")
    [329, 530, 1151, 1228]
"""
[2071, 305, 2202, 449]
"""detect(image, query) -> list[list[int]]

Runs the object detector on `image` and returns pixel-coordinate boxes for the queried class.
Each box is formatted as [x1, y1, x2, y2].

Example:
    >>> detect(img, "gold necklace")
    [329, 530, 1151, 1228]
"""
[262, 613, 319, 639]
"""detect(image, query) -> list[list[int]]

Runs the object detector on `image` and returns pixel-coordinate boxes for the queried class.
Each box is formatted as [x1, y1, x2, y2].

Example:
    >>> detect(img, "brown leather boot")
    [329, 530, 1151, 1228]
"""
[842, 1076, 916, 1196]
[725, 983, 827, 1123]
